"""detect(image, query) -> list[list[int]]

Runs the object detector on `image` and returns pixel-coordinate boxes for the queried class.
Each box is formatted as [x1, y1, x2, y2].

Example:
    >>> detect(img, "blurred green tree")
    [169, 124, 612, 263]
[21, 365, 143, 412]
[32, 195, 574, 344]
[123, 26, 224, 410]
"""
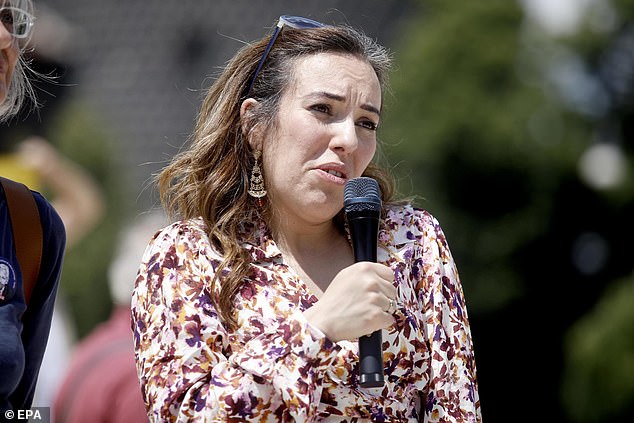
[562, 274, 634, 422]
[382, 0, 633, 421]
[49, 99, 131, 338]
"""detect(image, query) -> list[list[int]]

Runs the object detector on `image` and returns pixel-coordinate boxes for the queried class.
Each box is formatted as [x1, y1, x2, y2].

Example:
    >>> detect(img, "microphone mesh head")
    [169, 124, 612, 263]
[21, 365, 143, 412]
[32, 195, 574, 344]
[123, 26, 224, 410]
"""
[344, 177, 381, 213]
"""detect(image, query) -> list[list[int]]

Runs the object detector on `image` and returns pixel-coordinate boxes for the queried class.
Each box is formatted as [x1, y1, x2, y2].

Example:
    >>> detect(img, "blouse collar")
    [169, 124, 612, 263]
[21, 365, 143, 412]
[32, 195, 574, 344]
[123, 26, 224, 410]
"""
[236, 205, 413, 264]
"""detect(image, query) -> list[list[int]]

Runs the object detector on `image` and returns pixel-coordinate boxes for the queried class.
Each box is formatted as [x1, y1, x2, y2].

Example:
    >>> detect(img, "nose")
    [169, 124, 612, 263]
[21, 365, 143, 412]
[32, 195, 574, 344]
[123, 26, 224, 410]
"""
[330, 118, 359, 154]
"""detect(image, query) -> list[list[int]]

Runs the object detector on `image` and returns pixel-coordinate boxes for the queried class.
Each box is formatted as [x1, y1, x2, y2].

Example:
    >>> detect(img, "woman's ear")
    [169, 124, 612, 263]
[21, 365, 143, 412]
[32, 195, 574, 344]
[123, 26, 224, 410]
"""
[240, 98, 261, 150]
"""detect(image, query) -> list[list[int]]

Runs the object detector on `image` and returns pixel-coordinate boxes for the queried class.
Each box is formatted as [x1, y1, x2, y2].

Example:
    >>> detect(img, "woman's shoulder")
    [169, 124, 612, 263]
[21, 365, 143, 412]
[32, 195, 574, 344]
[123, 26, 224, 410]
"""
[150, 217, 208, 247]
[141, 217, 224, 274]
[31, 191, 63, 229]
[384, 203, 439, 233]
[381, 204, 451, 250]
[31, 190, 66, 253]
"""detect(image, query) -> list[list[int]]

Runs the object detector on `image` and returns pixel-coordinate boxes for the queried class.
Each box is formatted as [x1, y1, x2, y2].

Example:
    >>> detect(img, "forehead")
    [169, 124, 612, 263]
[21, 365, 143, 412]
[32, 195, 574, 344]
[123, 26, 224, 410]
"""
[288, 53, 382, 104]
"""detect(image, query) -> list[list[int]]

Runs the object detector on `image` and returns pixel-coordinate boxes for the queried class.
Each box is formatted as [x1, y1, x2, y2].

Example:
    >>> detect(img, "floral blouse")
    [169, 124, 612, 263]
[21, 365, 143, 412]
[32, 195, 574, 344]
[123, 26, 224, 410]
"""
[131, 205, 481, 422]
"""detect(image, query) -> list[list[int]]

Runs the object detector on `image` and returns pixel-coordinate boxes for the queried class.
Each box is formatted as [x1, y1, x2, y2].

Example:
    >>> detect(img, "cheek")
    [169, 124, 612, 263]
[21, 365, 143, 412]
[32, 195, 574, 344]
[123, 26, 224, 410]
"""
[261, 143, 292, 185]
[5, 45, 19, 79]
[360, 139, 377, 170]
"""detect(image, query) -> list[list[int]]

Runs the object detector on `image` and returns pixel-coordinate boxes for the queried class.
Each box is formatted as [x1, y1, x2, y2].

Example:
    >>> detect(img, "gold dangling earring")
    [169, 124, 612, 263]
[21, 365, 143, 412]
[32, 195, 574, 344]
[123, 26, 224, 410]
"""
[248, 150, 267, 200]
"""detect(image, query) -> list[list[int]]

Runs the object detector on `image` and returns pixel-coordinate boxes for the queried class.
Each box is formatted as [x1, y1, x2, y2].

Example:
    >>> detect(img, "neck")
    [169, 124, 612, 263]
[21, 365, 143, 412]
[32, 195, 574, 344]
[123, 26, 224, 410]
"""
[268, 211, 352, 295]
[270, 213, 343, 258]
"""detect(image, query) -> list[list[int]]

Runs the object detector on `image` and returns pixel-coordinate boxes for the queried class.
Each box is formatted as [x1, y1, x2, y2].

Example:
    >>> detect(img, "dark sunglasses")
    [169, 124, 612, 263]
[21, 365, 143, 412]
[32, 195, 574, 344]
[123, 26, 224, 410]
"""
[245, 15, 326, 97]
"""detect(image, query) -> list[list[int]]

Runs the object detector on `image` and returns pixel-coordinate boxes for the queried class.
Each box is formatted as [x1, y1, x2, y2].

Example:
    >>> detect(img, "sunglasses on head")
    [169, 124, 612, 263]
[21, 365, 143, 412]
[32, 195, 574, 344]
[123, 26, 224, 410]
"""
[245, 15, 326, 97]
[0, 6, 34, 39]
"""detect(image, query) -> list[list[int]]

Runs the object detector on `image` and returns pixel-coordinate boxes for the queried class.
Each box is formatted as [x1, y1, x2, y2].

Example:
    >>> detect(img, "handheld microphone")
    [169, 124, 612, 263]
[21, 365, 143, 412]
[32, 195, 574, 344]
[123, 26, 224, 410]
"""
[343, 177, 384, 388]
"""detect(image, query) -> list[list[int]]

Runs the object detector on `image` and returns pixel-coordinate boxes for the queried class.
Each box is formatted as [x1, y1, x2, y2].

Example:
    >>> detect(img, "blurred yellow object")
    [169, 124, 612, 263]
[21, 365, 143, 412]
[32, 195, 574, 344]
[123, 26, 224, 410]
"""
[0, 153, 42, 190]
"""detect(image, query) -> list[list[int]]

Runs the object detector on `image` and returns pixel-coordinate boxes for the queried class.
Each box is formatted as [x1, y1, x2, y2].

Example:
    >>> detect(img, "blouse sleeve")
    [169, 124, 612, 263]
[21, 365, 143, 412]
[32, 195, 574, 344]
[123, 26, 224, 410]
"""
[416, 212, 481, 422]
[131, 223, 338, 422]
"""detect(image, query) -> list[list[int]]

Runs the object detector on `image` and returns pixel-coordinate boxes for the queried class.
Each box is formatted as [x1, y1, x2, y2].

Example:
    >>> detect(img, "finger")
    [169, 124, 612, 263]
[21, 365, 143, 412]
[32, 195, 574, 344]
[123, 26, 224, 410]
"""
[374, 263, 394, 282]
[384, 296, 398, 314]
[377, 276, 397, 301]
[349, 262, 396, 299]
[366, 263, 396, 294]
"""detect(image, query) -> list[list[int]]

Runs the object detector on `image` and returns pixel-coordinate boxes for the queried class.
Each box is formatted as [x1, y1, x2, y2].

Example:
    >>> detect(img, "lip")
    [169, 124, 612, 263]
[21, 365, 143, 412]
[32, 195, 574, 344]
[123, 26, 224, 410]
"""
[315, 163, 349, 184]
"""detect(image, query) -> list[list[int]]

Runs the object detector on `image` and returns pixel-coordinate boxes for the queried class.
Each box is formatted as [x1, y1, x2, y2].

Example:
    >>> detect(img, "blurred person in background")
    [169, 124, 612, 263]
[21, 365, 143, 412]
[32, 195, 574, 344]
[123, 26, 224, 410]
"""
[0, 0, 66, 414]
[53, 212, 164, 423]
[133, 15, 480, 421]
[10, 136, 104, 248]
[16, 135, 104, 411]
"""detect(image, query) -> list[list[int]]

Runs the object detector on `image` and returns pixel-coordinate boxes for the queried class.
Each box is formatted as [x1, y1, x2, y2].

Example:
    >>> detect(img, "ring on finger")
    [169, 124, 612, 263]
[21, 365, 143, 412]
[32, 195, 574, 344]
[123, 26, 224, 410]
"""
[385, 297, 397, 314]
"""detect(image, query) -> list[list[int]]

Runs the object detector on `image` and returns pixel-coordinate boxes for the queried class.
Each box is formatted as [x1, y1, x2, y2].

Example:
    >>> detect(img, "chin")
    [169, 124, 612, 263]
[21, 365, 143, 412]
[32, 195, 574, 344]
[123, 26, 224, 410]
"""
[316, 201, 344, 222]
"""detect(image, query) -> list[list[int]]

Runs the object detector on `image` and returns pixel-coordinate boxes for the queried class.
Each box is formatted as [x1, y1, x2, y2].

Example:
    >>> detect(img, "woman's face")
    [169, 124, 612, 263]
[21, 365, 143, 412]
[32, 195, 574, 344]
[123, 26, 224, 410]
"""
[0, 11, 20, 104]
[258, 52, 382, 227]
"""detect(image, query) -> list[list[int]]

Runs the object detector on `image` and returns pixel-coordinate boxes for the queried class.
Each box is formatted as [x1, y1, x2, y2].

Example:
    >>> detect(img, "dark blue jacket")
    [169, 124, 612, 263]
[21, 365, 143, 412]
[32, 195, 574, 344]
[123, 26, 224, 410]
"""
[0, 185, 65, 413]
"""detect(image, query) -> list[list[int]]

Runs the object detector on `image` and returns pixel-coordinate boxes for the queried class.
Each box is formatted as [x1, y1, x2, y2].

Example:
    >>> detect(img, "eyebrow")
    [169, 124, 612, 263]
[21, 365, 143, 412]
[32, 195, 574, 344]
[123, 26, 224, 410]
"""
[307, 91, 381, 117]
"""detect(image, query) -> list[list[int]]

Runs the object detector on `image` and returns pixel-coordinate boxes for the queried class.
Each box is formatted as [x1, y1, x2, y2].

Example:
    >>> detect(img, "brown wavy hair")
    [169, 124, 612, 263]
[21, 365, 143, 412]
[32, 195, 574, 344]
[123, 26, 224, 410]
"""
[158, 21, 398, 329]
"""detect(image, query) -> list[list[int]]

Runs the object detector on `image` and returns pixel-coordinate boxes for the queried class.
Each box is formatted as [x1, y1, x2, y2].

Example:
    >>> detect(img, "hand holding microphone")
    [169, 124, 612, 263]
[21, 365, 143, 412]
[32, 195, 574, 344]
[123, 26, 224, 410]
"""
[343, 176, 391, 388]
[303, 177, 396, 387]
[305, 262, 395, 342]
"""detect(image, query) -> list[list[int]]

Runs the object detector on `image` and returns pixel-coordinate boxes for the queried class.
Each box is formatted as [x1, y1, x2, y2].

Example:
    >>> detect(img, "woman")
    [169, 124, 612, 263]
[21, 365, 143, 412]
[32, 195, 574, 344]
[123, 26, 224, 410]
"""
[0, 0, 66, 414]
[133, 15, 481, 422]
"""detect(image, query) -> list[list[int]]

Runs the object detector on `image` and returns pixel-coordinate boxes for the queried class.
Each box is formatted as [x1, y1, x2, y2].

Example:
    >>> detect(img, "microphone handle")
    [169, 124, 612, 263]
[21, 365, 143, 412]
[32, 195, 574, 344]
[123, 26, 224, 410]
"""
[347, 214, 384, 388]
[359, 331, 384, 387]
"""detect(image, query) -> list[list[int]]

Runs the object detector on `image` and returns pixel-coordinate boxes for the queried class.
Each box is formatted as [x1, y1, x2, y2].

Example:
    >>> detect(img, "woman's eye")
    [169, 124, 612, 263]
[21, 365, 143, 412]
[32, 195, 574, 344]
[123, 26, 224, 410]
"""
[358, 120, 378, 131]
[0, 10, 13, 25]
[311, 104, 331, 114]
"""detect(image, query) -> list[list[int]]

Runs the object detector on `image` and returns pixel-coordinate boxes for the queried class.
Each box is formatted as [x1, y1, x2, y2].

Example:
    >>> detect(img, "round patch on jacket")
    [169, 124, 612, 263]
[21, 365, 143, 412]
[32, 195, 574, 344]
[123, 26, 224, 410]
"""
[0, 258, 17, 302]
